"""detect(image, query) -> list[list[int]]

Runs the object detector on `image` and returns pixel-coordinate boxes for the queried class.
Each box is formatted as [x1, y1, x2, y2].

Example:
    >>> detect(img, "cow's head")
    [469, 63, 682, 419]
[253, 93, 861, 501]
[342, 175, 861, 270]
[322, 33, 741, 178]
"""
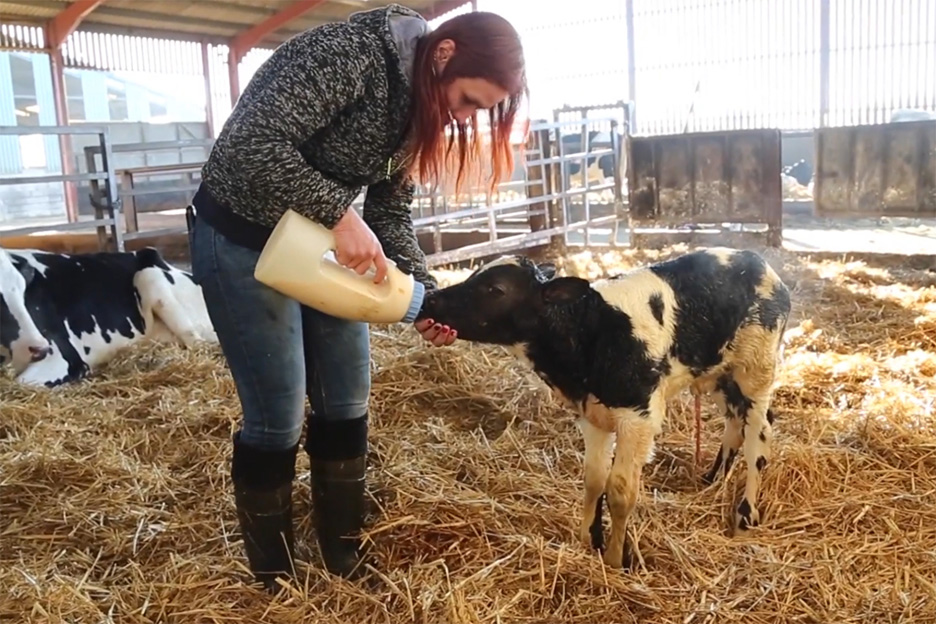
[418, 255, 593, 345]
[0, 248, 52, 373]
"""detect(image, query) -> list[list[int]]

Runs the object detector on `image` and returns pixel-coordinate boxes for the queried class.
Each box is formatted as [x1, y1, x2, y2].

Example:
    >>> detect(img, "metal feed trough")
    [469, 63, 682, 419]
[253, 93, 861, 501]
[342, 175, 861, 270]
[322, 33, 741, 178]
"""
[626, 128, 784, 248]
[813, 119, 936, 219]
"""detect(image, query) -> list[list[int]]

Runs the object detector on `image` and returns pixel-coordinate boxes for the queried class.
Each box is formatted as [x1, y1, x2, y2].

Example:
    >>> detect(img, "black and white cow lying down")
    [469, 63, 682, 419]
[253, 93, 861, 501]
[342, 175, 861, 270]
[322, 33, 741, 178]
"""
[418, 247, 792, 569]
[0, 245, 216, 388]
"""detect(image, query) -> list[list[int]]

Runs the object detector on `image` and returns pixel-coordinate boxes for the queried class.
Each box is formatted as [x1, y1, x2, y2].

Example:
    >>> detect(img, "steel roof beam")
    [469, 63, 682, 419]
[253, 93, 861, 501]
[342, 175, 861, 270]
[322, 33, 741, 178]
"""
[47, 0, 103, 49]
[228, 0, 327, 64]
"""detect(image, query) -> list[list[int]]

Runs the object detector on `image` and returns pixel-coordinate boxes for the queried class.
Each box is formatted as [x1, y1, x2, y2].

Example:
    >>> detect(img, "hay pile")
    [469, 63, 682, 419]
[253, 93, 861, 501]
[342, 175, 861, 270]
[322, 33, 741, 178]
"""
[2, 247, 935, 623]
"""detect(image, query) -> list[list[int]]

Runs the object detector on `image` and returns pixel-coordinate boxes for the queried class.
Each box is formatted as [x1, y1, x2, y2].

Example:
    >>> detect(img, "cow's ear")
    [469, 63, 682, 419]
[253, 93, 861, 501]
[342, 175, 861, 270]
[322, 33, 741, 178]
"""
[536, 262, 557, 281]
[541, 276, 590, 304]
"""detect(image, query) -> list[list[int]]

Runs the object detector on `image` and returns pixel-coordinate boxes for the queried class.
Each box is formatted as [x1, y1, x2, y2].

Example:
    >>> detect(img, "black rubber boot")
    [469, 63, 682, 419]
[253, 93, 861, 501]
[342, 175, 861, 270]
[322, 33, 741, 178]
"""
[231, 431, 298, 592]
[305, 414, 371, 580]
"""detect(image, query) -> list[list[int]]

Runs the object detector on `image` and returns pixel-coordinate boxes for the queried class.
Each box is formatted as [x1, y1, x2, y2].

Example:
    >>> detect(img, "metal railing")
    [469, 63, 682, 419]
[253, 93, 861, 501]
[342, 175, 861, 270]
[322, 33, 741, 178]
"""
[0, 124, 123, 251]
[406, 115, 626, 266]
[83, 138, 213, 242]
[0, 116, 624, 266]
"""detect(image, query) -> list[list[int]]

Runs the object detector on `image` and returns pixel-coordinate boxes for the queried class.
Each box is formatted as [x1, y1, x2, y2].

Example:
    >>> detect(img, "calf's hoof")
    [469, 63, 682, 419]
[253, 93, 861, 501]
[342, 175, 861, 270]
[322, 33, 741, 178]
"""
[579, 517, 605, 553]
[601, 539, 634, 570]
[580, 524, 605, 554]
[734, 498, 761, 534]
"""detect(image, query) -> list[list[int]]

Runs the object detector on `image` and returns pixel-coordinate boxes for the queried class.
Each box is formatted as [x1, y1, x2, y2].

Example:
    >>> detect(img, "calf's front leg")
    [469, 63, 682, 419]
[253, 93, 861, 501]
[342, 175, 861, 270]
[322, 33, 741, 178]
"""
[603, 407, 658, 569]
[577, 417, 614, 552]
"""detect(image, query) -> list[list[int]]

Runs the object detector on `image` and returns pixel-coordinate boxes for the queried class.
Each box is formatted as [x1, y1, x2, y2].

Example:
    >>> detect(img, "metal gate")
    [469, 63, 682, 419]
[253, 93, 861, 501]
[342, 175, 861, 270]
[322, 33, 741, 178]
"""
[409, 115, 625, 267]
[551, 102, 632, 247]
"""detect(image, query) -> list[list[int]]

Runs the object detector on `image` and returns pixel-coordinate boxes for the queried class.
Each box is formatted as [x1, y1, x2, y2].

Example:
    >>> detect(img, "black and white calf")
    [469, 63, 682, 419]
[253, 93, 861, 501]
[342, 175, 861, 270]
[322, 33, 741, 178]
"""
[0, 246, 216, 387]
[418, 247, 792, 569]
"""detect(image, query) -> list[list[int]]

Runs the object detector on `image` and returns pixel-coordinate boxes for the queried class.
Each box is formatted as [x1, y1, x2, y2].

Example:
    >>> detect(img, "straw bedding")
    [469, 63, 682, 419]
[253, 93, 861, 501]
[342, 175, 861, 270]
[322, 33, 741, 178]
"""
[2, 246, 935, 624]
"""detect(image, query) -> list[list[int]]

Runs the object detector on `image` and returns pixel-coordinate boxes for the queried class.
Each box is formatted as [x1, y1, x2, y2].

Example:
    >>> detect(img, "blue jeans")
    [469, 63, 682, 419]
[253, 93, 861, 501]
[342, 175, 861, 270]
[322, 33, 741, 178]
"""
[190, 215, 371, 452]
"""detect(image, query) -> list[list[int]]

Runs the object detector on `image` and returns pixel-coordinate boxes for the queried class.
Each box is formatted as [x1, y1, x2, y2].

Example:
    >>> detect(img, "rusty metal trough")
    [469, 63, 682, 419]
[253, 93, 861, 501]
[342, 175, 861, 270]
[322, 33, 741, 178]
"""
[626, 128, 783, 247]
[813, 119, 936, 219]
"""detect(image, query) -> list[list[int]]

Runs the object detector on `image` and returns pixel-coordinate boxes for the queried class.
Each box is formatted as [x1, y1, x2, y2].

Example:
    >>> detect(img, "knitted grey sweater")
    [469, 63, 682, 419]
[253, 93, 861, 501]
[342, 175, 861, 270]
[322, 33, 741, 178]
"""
[194, 4, 437, 289]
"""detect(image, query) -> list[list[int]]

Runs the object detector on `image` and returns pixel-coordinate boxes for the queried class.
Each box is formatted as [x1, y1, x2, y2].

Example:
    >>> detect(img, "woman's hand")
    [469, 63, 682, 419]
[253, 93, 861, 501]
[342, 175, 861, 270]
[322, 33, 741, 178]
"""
[332, 208, 389, 284]
[415, 318, 457, 347]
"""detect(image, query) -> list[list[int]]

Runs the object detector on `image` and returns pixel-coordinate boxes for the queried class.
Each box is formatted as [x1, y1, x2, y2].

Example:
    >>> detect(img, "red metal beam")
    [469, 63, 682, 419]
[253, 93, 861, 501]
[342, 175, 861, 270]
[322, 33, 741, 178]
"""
[228, 48, 241, 108]
[45, 1, 102, 223]
[228, 0, 326, 65]
[47, 0, 103, 49]
[48, 48, 80, 223]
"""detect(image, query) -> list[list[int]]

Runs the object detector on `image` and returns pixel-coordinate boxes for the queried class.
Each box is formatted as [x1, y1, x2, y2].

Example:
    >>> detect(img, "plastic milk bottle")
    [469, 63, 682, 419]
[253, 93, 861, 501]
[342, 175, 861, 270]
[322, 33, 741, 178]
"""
[254, 209, 425, 324]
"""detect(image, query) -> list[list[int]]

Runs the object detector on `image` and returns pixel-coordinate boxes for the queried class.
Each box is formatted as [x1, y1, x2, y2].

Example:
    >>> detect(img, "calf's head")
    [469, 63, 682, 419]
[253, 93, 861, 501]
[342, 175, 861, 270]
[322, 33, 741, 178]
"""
[0, 249, 52, 373]
[418, 255, 595, 345]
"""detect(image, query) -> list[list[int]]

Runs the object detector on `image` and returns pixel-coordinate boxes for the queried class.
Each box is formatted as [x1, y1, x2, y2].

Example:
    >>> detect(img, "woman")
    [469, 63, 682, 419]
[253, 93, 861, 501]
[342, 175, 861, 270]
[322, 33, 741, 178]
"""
[188, 3, 526, 590]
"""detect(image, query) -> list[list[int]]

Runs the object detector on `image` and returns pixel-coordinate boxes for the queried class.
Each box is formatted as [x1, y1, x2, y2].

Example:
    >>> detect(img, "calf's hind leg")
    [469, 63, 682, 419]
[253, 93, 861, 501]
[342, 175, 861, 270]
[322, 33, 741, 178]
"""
[735, 394, 774, 533]
[701, 388, 745, 485]
[701, 374, 775, 532]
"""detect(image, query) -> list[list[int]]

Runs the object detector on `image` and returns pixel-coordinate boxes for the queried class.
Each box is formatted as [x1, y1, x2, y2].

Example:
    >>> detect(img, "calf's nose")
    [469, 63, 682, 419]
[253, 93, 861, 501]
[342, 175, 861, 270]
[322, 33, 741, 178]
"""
[415, 295, 436, 321]
[29, 344, 52, 361]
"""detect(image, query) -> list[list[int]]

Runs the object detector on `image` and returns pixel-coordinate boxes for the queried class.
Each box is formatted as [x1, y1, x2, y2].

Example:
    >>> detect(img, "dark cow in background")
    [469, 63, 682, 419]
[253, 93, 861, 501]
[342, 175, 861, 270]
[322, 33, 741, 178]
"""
[0, 246, 216, 388]
[782, 158, 813, 187]
[418, 247, 791, 569]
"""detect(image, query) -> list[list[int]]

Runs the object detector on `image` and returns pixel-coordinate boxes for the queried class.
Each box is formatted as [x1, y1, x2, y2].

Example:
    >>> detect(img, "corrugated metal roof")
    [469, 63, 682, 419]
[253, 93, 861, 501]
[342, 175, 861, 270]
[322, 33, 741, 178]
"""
[1, 0, 451, 48]
[1, 1, 59, 20]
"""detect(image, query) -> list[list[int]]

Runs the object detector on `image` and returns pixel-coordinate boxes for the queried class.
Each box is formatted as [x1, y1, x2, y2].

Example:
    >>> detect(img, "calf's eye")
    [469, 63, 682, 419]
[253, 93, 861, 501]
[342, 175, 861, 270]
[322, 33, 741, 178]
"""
[488, 285, 505, 297]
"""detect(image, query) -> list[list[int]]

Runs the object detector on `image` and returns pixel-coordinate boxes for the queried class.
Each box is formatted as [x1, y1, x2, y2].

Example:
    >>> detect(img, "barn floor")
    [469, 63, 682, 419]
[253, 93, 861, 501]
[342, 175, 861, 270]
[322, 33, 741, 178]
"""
[2, 246, 935, 624]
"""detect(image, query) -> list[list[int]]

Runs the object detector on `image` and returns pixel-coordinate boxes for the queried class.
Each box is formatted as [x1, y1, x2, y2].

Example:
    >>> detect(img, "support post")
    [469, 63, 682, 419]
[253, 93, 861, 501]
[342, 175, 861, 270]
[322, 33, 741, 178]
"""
[48, 47, 78, 223]
[227, 48, 241, 109]
[819, 0, 830, 127]
[201, 41, 216, 137]
[45, 0, 103, 223]
[625, 0, 636, 130]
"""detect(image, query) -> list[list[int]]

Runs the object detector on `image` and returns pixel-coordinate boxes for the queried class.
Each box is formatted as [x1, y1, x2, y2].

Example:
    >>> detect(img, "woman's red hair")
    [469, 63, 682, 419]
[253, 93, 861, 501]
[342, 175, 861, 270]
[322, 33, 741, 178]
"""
[407, 11, 527, 197]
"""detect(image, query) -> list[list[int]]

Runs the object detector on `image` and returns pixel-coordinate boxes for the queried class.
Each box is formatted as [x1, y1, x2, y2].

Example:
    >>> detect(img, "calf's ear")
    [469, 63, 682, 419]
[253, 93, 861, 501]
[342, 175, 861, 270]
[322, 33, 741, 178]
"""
[541, 277, 591, 304]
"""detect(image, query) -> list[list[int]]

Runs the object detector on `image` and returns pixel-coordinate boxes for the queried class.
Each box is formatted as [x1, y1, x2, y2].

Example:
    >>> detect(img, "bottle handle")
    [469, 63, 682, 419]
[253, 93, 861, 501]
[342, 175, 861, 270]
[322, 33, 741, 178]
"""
[318, 230, 397, 283]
